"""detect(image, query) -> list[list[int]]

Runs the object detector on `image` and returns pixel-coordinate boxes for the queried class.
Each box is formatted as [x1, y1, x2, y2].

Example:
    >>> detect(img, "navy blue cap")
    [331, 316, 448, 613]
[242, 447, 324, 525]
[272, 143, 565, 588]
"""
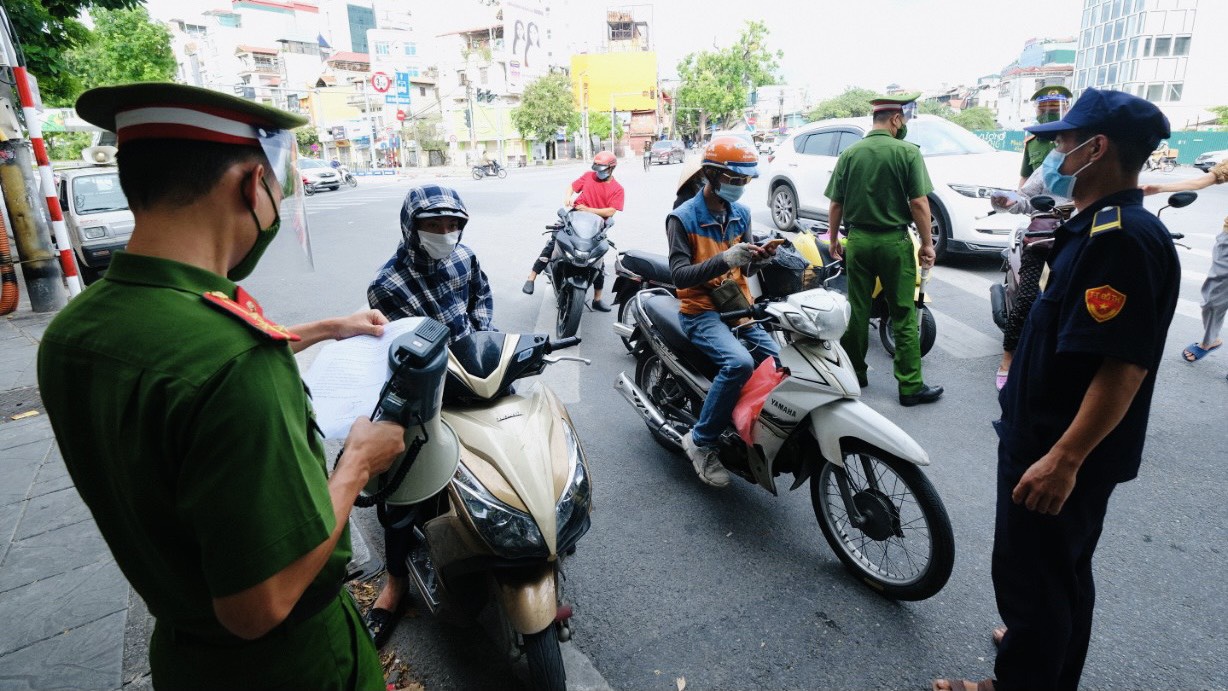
[1025, 88, 1170, 147]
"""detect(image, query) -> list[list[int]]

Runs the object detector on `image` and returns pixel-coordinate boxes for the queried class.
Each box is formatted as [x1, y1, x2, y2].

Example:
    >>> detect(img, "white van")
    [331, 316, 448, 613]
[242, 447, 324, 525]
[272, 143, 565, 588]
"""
[57, 164, 134, 284]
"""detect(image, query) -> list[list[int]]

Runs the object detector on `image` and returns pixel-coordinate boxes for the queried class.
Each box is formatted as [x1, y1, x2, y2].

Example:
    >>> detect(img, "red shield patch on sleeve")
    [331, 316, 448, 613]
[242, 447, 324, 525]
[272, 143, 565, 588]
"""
[1084, 285, 1127, 323]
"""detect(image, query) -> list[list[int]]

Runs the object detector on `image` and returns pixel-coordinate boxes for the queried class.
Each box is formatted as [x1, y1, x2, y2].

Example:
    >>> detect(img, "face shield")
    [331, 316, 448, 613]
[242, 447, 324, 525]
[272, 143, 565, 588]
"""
[253, 127, 314, 273]
[900, 101, 918, 122]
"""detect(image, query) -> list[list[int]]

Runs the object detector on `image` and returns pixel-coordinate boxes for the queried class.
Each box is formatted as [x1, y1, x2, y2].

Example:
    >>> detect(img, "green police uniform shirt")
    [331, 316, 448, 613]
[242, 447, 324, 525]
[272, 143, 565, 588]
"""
[825, 129, 933, 229]
[1021, 135, 1055, 179]
[36, 252, 364, 684]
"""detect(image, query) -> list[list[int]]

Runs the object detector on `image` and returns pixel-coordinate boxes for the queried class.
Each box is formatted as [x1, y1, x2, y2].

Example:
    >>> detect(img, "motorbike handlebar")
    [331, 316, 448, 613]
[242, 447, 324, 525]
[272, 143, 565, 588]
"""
[719, 307, 755, 321]
[1169, 232, 1185, 240]
[546, 336, 581, 352]
[1023, 230, 1056, 239]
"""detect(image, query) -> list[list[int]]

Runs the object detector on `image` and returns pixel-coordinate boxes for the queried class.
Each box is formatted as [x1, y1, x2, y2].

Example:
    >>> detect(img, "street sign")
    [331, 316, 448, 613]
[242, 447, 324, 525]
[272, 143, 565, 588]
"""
[371, 72, 392, 93]
[384, 95, 410, 105]
[449, 134, 457, 143]
[396, 109, 407, 121]
[395, 72, 411, 99]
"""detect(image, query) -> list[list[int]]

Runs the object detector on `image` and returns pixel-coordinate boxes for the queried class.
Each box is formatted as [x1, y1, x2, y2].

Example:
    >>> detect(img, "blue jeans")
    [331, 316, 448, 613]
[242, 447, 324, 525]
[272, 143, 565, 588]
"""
[679, 310, 780, 448]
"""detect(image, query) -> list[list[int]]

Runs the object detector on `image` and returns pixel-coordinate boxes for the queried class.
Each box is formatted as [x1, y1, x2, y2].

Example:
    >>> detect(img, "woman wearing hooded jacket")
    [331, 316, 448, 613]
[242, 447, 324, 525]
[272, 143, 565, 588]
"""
[363, 184, 494, 647]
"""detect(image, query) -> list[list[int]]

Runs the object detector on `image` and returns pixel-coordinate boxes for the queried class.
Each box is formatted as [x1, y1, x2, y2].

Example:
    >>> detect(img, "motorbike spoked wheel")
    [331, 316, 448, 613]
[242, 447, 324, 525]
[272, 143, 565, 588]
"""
[346, 177, 357, 188]
[472, 168, 484, 180]
[523, 624, 566, 691]
[304, 186, 315, 196]
[616, 298, 640, 352]
[634, 354, 691, 452]
[556, 284, 585, 339]
[810, 441, 954, 601]
[879, 304, 937, 358]
[497, 168, 508, 179]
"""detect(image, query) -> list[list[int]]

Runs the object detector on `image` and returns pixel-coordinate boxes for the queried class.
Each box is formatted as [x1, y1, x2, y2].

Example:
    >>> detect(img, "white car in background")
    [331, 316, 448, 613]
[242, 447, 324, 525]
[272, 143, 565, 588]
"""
[765, 115, 1020, 261]
[1194, 149, 1227, 173]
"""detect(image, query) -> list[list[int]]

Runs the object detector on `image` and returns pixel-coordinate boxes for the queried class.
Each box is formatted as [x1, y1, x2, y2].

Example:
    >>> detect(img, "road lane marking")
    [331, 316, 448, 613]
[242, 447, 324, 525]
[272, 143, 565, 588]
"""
[929, 307, 1003, 359]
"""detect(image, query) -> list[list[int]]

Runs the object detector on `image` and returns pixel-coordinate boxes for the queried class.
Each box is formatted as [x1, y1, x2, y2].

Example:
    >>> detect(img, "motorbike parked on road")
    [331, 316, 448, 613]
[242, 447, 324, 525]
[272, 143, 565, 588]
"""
[472, 161, 508, 180]
[359, 319, 593, 691]
[339, 165, 358, 188]
[989, 191, 1196, 334]
[613, 281, 955, 600]
[544, 208, 613, 339]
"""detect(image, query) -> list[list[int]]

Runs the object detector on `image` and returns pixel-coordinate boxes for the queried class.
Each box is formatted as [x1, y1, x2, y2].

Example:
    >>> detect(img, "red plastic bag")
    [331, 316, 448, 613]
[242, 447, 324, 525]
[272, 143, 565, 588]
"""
[733, 358, 786, 445]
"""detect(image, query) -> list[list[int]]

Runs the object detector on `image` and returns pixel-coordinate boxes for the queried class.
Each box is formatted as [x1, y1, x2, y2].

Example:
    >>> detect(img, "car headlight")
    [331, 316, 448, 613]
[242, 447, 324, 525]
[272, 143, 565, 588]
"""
[453, 462, 548, 559]
[555, 420, 592, 554]
[948, 184, 997, 199]
[82, 226, 107, 239]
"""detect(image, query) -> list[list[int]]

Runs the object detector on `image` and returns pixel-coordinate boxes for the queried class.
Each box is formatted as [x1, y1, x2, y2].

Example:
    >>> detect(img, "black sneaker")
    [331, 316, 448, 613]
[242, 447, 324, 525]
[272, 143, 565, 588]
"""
[522, 280, 535, 295]
[590, 299, 611, 312]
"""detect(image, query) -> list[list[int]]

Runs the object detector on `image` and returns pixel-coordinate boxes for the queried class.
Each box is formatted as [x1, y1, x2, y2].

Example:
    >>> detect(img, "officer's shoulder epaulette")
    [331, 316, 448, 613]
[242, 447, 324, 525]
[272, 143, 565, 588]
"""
[1023, 134, 1036, 144]
[1089, 206, 1123, 237]
[202, 290, 301, 342]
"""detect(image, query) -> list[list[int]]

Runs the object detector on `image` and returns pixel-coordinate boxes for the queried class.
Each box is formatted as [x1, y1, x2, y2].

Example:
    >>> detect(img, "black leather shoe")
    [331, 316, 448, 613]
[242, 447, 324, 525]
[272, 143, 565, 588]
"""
[590, 299, 611, 312]
[899, 384, 943, 407]
[522, 280, 535, 295]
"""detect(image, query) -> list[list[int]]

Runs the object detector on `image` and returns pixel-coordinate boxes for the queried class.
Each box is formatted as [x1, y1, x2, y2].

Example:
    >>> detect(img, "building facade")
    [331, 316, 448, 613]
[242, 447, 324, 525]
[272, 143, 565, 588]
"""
[1075, 0, 1227, 128]
[997, 38, 1076, 130]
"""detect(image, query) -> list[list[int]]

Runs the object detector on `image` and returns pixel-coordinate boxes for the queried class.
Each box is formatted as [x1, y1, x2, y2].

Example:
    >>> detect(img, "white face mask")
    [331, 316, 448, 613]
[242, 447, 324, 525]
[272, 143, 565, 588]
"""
[418, 231, 460, 260]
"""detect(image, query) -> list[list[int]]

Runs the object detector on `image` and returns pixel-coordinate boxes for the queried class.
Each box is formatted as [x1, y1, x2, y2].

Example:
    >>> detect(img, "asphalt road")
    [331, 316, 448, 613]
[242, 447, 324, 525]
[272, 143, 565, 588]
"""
[245, 158, 1226, 690]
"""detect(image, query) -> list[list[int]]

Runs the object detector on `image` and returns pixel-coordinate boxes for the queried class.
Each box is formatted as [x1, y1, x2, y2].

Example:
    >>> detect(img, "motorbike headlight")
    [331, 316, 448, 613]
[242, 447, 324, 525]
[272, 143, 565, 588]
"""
[784, 311, 823, 339]
[571, 249, 590, 263]
[554, 420, 592, 554]
[82, 226, 107, 239]
[948, 183, 998, 199]
[453, 462, 548, 559]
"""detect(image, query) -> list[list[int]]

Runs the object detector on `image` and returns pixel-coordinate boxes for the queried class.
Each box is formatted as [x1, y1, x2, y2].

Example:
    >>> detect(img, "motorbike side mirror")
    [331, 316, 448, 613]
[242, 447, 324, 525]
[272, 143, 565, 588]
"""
[1166, 191, 1198, 209]
[603, 218, 615, 230]
[1030, 195, 1056, 212]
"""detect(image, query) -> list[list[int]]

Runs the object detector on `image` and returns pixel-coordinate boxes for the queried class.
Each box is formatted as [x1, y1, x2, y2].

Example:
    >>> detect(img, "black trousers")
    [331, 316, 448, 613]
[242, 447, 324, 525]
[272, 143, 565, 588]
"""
[377, 502, 417, 579]
[992, 444, 1118, 691]
[531, 237, 604, 290]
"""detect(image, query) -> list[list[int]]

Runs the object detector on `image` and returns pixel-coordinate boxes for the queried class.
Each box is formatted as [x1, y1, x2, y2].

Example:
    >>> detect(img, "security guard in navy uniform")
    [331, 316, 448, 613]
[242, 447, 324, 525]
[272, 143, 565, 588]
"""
[1018, 85, 1072, 186]
[826, 92, 943, 406]
[933, 89, 1180, 691]
[37, 83, 406, 689]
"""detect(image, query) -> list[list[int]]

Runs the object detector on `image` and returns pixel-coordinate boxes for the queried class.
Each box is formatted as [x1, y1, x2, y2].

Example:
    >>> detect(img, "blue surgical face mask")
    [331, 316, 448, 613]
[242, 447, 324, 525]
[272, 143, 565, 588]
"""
[595, 169, 611, 181]
[1040, 137, 1095, 199]
[715, 184, 745, 204]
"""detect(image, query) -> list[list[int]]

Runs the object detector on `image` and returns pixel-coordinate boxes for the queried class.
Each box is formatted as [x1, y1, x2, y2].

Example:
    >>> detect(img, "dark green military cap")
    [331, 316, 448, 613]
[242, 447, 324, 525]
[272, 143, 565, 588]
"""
[1030, 85, 1073, 102]
[75, 82, 307, 145]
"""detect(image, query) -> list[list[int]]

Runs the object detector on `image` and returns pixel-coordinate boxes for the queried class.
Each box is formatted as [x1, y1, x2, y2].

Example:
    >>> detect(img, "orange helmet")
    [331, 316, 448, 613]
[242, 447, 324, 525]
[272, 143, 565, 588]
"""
[702, 136, 759, 178]
[592, 151, 617, 168]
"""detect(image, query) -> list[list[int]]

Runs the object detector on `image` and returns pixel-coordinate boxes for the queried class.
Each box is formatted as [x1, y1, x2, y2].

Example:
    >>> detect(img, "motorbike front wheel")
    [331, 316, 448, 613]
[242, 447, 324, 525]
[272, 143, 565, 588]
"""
[810, 441, 954, 600]
[523, 624, 566, 691]
[879, 305, 937, 358]
[556, 284, 585, 339]
[497, 168, 508, 179]
[472, 167, 484, 180]
[346, 176, 357, 188]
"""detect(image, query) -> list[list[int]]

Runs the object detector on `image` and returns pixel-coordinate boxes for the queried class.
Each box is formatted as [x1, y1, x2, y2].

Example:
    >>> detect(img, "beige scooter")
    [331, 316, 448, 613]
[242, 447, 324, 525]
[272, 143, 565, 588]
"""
[362, 319, 592, 691]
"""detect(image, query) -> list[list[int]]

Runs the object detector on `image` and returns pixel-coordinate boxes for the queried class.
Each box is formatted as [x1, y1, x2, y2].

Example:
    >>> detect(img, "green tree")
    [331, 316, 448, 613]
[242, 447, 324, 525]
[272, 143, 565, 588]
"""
[8, 0, 141, 106]
[675, 20, 782, 133]
[1210, 106, 1228, 126]
[951, 106, 998, 131]
[918, 100, 954, 118]
[586, 112, 622, 142]
[65, 6, 176, 92]
[510, 73, 576, 143]
[295, 128, 320, 156]
[806, 87, 880, 121]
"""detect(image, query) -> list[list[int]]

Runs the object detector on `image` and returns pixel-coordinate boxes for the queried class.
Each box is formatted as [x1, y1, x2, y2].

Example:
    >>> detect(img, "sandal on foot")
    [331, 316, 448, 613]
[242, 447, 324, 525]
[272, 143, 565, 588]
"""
[364, 605, 406, 650]
[932, 679, 995, 691]
[1182, 341, 1221, 362]
[992, 626, 1006, 647]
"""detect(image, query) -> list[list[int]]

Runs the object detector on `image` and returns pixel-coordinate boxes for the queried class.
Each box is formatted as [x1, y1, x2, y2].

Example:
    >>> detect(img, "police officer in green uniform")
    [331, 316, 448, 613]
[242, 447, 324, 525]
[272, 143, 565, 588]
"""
[36, 83, 406, 690]
[826, 93, 943, 406]
[1019, 85, 1072, 186]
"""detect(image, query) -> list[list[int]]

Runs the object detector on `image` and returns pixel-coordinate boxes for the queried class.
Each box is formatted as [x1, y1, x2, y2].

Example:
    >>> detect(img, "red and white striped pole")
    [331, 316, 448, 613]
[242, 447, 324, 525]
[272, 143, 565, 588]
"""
[13, 65, 81, 296]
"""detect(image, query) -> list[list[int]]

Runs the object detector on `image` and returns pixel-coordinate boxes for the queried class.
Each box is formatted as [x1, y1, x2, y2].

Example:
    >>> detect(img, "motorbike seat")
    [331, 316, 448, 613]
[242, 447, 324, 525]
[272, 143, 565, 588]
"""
[622, 250, 674, 286]
[641, 293, 718, 380]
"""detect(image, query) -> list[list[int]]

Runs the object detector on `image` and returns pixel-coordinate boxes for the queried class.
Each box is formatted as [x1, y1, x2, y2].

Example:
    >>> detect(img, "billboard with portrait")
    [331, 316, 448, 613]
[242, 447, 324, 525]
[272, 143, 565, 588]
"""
[503, 0, 548, 94]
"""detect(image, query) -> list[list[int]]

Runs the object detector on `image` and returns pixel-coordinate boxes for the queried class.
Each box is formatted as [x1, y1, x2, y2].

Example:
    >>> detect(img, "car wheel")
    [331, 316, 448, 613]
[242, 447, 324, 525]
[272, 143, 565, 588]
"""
[929, 201, 950, 263]
[771, 184, 798, 231]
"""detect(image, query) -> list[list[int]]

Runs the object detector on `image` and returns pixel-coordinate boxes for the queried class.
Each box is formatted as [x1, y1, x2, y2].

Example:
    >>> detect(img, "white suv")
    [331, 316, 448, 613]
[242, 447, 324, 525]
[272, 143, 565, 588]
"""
[765, 115, 1020, 261]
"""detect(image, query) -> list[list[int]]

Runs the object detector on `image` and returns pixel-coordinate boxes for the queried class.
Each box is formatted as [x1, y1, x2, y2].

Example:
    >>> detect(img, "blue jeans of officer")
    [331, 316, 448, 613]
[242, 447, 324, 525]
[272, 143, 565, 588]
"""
[680, 310, 779, 448]
[992, 443, 1118, 690]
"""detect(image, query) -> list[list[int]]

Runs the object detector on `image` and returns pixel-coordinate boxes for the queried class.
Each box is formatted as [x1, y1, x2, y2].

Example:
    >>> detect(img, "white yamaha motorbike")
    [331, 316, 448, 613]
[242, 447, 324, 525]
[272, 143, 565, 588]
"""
[613, 282, 954, 600]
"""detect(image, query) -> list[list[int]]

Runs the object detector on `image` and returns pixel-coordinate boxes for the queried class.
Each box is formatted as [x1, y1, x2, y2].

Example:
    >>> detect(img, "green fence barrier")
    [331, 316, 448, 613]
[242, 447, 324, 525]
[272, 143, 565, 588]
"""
[972, 129, 1228, 165]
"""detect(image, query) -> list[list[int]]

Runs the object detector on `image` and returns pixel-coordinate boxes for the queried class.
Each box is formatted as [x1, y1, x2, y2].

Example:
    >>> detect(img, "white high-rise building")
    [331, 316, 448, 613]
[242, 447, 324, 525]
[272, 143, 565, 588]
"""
[1074, 0, 1228, 128]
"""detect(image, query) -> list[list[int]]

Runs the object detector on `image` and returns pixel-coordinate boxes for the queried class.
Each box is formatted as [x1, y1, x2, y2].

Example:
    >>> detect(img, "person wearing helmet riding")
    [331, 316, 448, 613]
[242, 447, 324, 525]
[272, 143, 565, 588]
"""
[826, 93, 943, 406]
[522, 150, 624, 310]
[1019, 86, 1072, 187]
[668, 136, 780, 487]
[363, 184, 494, 648]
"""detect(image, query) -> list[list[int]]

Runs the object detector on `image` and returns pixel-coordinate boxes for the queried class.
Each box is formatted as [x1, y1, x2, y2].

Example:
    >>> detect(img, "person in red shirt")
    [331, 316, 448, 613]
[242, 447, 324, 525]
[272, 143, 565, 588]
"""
[522, 151, 624, 310]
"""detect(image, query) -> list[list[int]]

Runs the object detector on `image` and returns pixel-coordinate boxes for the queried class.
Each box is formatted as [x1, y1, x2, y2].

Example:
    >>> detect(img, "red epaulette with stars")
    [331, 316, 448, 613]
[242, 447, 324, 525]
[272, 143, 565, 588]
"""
[202, 286, 301, 342]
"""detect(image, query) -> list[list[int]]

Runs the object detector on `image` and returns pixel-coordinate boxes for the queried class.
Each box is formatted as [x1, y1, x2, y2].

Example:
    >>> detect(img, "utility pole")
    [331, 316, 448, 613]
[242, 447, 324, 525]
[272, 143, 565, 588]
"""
[465, 81, 477, 159]
[778, 90, 785, 134]
[580, 78, 591, 161]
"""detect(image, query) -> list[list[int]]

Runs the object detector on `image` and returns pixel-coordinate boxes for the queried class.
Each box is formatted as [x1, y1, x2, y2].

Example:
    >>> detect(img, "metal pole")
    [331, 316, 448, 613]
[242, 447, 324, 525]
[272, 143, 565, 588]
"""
[609, 93, 615, 154]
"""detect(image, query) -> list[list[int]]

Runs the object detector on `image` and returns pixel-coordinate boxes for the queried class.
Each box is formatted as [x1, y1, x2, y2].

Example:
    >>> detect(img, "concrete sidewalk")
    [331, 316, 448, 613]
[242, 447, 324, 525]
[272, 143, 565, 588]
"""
[0, 304, 152, 690]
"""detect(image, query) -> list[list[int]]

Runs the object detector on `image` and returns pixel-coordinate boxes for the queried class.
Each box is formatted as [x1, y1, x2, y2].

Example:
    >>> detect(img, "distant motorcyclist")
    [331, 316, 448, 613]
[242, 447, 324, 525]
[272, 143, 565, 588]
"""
[522, 150, 624, 310]
[667, 136, 779, 487]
